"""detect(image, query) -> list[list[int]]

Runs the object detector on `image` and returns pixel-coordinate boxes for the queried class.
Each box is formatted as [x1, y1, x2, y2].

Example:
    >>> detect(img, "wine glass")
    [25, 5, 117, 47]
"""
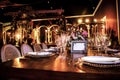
[103, 35, 111, 54]
[61, 33, 67, 54]
[95, 34, 102, 54]
[55, 34, 62, 53]
[96, 39, 102, 54]
[55, 32, 67, 56]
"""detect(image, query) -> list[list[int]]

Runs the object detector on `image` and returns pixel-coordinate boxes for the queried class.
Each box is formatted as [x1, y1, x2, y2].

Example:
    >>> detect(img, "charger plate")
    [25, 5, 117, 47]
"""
[80, 56, 120, 68]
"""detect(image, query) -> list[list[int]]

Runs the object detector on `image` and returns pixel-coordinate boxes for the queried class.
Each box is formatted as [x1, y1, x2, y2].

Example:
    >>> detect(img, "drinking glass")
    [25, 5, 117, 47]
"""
[95, 34, 102, 54]
[96, 39, 102, 54]
[55, 32, 67, 56]
[104, 36, 111, 54]
[61, 33, 67, 54]
[55, 34, 62, 54]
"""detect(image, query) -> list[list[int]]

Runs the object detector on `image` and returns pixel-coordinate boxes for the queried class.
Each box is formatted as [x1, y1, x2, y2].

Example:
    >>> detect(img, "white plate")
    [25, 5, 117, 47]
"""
[26, 52, 54, 58]
[81, 56, 120, 64]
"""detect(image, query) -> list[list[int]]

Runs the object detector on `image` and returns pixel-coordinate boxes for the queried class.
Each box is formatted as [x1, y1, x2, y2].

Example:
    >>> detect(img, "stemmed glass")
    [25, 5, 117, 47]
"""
[61, 32, 67, 54]
[103, 35, 111, 54]
[55, 32, 67, 56]
[55, 34, 62, 53]
[96, 38, 102, 54]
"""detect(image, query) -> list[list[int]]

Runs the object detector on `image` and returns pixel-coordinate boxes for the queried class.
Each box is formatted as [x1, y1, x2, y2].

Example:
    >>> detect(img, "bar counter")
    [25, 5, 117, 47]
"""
[0, 49, 120, 80]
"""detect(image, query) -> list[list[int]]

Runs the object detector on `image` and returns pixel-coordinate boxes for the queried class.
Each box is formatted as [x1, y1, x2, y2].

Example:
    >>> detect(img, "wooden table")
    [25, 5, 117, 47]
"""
[0, 50, 120, 80]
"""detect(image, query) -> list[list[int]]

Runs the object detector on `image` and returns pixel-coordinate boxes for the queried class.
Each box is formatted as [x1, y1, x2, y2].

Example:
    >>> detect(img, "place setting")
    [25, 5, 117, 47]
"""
[25, 51, 55, 58]
[76, 56, 120, 68]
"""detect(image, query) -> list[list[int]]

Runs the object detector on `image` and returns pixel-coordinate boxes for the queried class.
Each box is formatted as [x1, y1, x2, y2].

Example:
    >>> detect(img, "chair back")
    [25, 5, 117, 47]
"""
[1, 44, 21, 62]
[41, 43, 48, 49]
[33, 43, 42, 52]
[21, 43, 33, 56]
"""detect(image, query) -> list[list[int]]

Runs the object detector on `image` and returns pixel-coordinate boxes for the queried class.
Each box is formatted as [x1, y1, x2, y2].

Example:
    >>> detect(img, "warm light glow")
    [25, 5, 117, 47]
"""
[80, 27, 83, 31]
[13, 58, 23, 68]
[101, 16, 106, 22]
[53, 56, 67, 71]
[73, 28, 76, 31]
[16, 34, 21, 40]
[7, 32, 11, 35]
[76, 69, 86, 73]
[55, 29, 58, 32]
[93, 19, 97, 22]
[102, 24, 105, 29]
[67, 28, 70, 31]
[78, 19, 83, 24]
[85, 19, 90, 23]
[45, 30, 48, 32]
[102, 24, 105, 34]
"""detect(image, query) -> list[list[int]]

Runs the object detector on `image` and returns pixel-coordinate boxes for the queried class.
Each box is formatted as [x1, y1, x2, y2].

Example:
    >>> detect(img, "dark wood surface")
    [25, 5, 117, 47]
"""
[0, 50, 120, 80]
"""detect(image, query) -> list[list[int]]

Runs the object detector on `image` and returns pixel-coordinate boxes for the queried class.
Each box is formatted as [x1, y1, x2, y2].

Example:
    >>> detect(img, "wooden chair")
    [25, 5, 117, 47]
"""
[21, 43, 33, 56]
[1, 44, 21, 62]
[33, 43, 42, 52]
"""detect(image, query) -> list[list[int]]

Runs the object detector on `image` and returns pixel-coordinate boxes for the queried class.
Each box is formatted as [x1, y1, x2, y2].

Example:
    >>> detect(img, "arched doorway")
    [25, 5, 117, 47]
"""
[49, 24, 60, 44]
[39, 25, 47, 43]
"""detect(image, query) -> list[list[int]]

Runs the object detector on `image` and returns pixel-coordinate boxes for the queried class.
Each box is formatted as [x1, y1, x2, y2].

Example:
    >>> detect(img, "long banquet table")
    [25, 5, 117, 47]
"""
[0, 49, 120, 80]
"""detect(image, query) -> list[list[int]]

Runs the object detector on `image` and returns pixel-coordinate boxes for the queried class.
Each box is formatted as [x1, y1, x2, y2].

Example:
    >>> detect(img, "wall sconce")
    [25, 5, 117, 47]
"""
[93, 19, 97, 23]
[85, 19, 90, 23]
[78, 19, 83, 24]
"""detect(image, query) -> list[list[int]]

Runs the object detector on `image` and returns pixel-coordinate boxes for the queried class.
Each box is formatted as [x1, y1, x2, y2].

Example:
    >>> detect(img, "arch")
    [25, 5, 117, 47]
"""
[49, 24, 60, 44]
[49, 24, 60, 29]
[66, 23, 72, 31]
[39, 25, 48, 43]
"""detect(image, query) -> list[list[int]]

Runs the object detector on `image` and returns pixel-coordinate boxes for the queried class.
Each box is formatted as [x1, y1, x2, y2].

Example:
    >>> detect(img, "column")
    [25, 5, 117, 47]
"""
[86, 24, 90, 38]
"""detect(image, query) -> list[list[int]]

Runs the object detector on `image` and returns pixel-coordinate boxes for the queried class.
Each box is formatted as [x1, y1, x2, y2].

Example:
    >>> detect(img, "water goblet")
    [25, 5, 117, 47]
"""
[104, 38, 111, 54]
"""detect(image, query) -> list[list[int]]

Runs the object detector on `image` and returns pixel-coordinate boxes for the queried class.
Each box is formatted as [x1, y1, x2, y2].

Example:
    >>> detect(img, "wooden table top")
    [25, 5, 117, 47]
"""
[0, 49, 120, 80]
